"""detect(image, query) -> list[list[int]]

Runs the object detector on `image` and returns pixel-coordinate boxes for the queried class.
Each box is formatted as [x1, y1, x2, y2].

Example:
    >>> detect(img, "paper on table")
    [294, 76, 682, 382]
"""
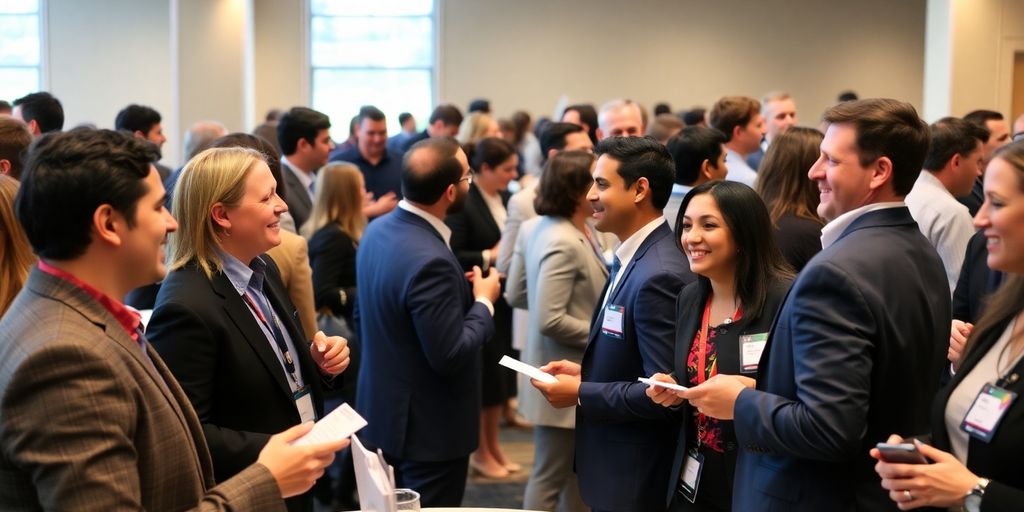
[292, 403, 367, 446]
[499, 355, 558, 384]
[352, 434, 397, 512]
[637, 377, 689, 392]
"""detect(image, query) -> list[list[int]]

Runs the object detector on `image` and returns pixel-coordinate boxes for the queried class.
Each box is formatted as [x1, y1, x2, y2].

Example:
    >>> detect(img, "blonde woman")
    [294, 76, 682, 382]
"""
[0, 175, 34, 316]
[457, 111, 501, 146]
[303, 162, 366, 326]
[147, 147, 350, 512]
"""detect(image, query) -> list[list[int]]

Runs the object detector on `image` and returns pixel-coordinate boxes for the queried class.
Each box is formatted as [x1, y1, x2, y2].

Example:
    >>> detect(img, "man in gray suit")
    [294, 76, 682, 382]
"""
[277, 107, 334, 230]
[0, 128, 345, 510]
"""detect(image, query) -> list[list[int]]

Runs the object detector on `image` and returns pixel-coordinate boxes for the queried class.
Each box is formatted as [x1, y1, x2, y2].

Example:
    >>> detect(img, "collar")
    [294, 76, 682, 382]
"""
[282, 156, 314, 189]
[37, 260, 141, 340]
[399, 200, 452, 248]
[671, 183, 692, 196]
[820, 201, 905, 249]
[614, 217, 666, 269]
[218, 249, 265, 296]
[915, 170, 952, 197]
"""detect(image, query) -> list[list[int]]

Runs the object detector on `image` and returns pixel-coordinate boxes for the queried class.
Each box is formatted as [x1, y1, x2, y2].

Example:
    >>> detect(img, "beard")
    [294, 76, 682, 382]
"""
[446, 183, 468, 214]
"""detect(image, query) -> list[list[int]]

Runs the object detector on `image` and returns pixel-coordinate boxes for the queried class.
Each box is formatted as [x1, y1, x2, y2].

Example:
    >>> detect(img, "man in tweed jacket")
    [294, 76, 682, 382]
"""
[0, 128, 345, 511]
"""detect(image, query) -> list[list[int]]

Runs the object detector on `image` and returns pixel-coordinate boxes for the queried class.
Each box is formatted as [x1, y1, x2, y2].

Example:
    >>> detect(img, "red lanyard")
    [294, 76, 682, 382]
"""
[697, 298, 713, 384]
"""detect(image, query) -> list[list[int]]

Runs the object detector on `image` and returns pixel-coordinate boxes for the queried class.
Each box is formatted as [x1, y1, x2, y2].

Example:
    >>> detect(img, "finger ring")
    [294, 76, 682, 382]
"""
[903, 490, 913, 502]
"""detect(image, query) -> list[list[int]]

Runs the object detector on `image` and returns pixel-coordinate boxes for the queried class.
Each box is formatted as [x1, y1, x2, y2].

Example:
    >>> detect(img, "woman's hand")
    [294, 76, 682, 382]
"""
[871, 437, 980, 510]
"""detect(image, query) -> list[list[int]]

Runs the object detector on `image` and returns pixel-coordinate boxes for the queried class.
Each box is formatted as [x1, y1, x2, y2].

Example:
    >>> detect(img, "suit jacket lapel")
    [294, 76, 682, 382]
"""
[283, 161, 312, 211]
[211, 272, 294, 401]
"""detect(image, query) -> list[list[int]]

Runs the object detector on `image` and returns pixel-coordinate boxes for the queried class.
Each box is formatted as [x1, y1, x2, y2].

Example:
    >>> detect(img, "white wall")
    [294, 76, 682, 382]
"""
[440, 0, 927, 124]
[46, 0, 176, 161]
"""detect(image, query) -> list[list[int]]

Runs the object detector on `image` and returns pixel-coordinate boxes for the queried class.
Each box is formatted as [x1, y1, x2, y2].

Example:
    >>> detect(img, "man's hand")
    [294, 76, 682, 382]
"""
[949, 320, 972, 370]
[363, 191, 398, 218]
[644, 372, 685, 407]
[679, 374, 747, 420]
[539, 360, 581, 377]
[531, 374, 582, 408]
[472, 265, 501, 304]
[310, 330, 350, 376]
[257, 423, 349, 498]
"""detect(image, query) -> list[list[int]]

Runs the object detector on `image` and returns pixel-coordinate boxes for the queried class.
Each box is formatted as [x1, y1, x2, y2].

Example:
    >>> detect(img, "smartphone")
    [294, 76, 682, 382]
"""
[876, 442, 928, 464]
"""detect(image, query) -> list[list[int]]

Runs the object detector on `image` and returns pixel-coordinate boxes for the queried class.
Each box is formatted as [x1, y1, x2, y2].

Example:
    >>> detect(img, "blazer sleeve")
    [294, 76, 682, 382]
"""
[146, 300, 272, 473]
[310, 230, 357, 319]
[286, 238, 317, 341]
[503, 226, 528, 310]
[732, 260, 874, 461]
[447, 211, 486, 271]
[496, 194, 526, 275]
[578, 269, 682, 421]
[980, 481, 1024, 512]
[533, 241, 590, 347]
[0, 343, 284, 511]
[406, 257, 495, 376]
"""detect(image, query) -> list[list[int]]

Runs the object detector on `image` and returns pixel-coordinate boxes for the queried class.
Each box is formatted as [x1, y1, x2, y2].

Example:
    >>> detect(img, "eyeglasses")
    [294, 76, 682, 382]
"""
[459, 174, 473, 185]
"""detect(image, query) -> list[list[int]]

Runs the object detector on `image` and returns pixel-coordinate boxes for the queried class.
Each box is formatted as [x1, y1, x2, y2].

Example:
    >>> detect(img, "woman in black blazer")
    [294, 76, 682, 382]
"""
[148, 147, 350, 512]
[445, 137, 520, 479]
[647, 180, 793, 511]
[873, 143, 1024, 511]
[754, 127, 825, 272]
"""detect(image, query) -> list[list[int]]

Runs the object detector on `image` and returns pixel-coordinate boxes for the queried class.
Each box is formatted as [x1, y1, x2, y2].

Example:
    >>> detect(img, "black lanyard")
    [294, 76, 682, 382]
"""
[243, 292, 300, 386]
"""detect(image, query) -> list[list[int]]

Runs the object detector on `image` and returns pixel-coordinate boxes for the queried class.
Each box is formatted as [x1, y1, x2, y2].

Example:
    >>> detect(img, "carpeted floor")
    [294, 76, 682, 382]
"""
[461, 425, 533, 508]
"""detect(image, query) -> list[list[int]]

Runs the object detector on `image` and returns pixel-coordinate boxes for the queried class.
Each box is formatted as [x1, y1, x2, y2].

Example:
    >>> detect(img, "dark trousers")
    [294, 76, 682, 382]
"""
[385, 455, 469, 508]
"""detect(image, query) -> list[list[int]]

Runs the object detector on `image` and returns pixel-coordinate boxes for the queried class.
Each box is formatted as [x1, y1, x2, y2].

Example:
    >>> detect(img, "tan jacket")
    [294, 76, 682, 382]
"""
[0, 268, 285, 511]
[266, 230, 318, 340]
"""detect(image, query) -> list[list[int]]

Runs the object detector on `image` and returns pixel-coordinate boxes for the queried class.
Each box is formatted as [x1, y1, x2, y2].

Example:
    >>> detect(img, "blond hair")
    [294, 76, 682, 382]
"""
[0, 175, 34, 315]
[301, 162, 367, 241]
[169, 147, 264, 279]
[457, 112, 498, 146]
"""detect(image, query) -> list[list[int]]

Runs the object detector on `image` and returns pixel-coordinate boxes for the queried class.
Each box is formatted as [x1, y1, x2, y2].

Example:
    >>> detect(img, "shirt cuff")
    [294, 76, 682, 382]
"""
[481, 250, 491, 271]
[475, 297, 495, 316]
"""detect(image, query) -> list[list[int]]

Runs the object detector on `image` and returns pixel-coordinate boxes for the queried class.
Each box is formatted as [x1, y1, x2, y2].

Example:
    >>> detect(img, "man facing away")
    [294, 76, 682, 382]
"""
[355, 137, 501, 507]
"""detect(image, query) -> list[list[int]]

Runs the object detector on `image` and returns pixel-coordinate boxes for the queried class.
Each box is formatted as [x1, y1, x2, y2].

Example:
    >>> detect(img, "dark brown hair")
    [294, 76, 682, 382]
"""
[534, 151, 595, 218]
[708, 96, 760, 142]
[756, 127, 824, 225]
[822, 98, 930, 196]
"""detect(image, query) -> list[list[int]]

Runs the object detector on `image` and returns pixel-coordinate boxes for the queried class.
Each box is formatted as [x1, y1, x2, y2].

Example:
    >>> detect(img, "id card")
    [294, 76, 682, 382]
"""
[960, 383, 1016, 442]
[601, 305, 625, 339]
[739, 333, 768, 373]
[678, 448, 704, 503]
[294, 386, 316, 423]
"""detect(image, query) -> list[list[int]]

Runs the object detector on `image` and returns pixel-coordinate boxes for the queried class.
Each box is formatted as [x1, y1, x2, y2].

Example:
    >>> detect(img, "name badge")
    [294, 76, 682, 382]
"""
[961, 383, 1016, 442]
[739, 333, 768, 373]
[601, 304, 625, 339]
[294, 385, 316, 423]
[678, 448, 704, 503]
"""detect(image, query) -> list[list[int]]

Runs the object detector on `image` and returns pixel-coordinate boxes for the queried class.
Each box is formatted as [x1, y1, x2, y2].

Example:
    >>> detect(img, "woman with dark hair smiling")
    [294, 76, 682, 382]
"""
[648, 180, 793, 511]
[755, 127, 824, 272]
[872, 142, 1024, 511]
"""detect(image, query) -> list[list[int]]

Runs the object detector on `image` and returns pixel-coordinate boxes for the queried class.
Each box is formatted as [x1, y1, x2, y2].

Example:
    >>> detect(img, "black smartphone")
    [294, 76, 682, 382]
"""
[876, 442, 928, 464]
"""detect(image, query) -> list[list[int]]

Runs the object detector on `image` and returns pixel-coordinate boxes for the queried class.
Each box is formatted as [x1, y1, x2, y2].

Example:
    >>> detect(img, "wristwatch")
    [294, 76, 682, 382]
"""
[964, 477, 990, 512]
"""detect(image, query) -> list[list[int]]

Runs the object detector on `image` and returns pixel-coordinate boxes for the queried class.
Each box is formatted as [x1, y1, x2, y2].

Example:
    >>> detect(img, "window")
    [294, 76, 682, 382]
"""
[0, 0, 41, 103]
[310, 0, 434, 143]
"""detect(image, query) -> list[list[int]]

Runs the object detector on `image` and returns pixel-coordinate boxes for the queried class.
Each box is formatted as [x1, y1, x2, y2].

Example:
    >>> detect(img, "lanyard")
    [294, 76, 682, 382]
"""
[242, 292, 300, 387]
[697, 299, 714, 384]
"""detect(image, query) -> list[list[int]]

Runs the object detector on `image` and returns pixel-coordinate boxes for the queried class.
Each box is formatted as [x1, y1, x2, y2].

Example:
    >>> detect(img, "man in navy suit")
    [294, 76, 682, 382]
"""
[354, 137, 501, 507]
[532, 136, 693, 512]
[682, 99, 950, 511]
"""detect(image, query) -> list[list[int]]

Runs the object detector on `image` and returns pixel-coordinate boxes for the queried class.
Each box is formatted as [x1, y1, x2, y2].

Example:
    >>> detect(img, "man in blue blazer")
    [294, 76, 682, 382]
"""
[682, 99, 950, 511]
[533, 136, 693, 512]
[354, 137, 501, 507]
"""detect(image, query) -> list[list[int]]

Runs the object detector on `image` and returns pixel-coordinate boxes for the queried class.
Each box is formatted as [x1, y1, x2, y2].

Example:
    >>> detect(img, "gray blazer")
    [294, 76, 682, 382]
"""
[0, 268, 283, 511]
[506, 216, 608, 428]
[282, 161, 313, 230]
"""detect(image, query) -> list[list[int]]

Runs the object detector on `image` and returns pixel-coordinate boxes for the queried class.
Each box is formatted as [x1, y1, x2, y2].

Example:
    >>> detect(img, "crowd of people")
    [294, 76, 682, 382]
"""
[1, 87, 1024, 512]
